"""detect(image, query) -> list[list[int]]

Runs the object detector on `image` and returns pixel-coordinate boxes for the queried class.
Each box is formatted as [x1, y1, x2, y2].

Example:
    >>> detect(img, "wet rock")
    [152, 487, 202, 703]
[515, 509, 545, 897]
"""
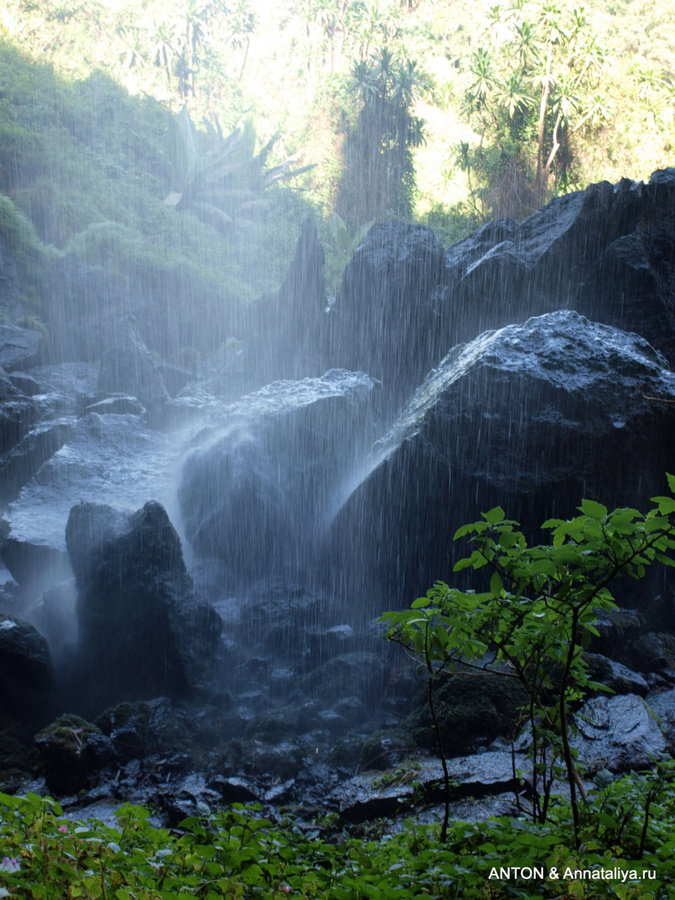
[208, 775, 260, 805]
[0, 370, 38, 456]
[0, 324, 43, 371]
[626, 632, 675, 673]
[329, 751, 522, 823]
[8, 372, 41, 396]
[97, 316, 170, 411]
[590, 608, 645, 660]
[436, 171, 675, 365]
[0, 615, 54, 731]
[0, 538, 71, 595]
[34, 714, 115, 795]
[245, 218, 327, 385]
[85, 395, 146, 416]
[645, 689, 675, 754]
[585, 653, 649, 696]
[0, 421, 72, 508]
[572, 694, 666, 774]
[330, 222, 445, 399]
[406, 671, 528, 756]
[331, 310, 675, 604]
[66, 500, 224, 709]
[179, 369, 375, 583]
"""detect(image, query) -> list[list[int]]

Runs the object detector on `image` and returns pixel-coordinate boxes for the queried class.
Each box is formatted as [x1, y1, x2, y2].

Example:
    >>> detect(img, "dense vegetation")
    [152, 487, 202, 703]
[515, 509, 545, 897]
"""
[2, 778, 675, 899]
[1, 0, 673, 331]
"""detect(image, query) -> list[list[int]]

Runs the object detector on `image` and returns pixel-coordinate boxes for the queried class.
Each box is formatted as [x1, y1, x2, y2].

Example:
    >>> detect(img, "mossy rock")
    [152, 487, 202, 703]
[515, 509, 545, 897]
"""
[34, 714, 113, 795]
[407, 672, 528, 756]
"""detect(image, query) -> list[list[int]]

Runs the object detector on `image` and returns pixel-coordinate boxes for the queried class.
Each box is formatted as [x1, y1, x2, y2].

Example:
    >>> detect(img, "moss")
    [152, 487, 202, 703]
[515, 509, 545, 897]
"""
[35, 714, 101, 752]
[407, 672, 528, 756]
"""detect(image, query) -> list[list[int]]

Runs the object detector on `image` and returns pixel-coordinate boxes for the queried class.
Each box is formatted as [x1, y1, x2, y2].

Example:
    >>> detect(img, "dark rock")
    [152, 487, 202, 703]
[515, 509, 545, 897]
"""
[407, 671, 528, 756]
[1, 538, 71, 595]
[585, 653, 649, 696]
[434, 171, 675, 365]
[8, 372, 42, 396]
[179, 369, 375, 583]
[329, 751, 522, 823]
[34, 714, 115, 795]
[0, 369, 38, 456]
[627, 632, 675, 673]
[208, 775, 260, 805]
[645, 689, 675, 754]
[66, 500, 224, 709]
[329, 222, 445, 399]
[330, 310, 675, 605]
[572, 694, 666, 774]
[0, 421, 72, 508]
[245, 217, 327, 385]
[0, 615, 54, 730]
[590, 608, 645, 660]
[97, 316, 169, 411]
[0, 324, 43, 371]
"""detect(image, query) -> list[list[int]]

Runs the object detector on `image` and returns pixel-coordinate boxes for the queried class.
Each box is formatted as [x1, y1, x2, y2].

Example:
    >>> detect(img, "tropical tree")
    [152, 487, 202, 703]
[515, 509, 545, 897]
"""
[338, 46, 429, 225]
[457, 0, 611, 218]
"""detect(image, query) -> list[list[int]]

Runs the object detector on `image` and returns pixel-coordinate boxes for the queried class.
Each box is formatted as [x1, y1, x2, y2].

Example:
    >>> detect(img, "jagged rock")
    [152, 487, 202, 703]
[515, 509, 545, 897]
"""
[0, 615, 54, 730]
[585, 653, 649, 696]
[0, 369, 38, 456]
[645, 689, 675, 754]
[328, 751, 523, 823]
[0, 324, 43, 371]
[330, 310, 675, 605]
[0, 538, 71, 595]
[627, 632, 675, 673]
[435, 171, 675, 363]
[8, 372, 41, 396]
[34, 714, 115, 795]
[66, 500, 224, 709]
[0, 421, 72, 508]
[245, 217, 327, 385]
[97, 316, 170, 411]
[179, 369, 375, 583]
[329, 222, 445, 399]
[572, 694, 666, 774]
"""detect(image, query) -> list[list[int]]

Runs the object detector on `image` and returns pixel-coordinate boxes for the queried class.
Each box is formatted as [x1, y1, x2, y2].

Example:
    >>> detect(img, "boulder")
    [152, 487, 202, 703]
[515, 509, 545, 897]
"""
[34, 714, 114, 795]
[572, 694, 666, 774]
[435, 170, 675, 362]
[0, 421, 72, 508]
[244, 217, 327, 385]
[65, 500, 224, 709]
[0, 615, 55, 731]
[329, 222, 445, 400]
[97, 316, 169, 411]
[178, 369, 375, 583]
[0, 324, 44, 371]
[0, 369, 38, 457]
[329, 310, 675, 605]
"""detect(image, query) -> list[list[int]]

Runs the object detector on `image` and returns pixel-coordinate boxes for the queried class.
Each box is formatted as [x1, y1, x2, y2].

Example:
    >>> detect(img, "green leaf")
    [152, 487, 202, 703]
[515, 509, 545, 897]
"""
[483, 506, 505, 525]
[489, 572, 503, 597]
[579, 498, 608, 519]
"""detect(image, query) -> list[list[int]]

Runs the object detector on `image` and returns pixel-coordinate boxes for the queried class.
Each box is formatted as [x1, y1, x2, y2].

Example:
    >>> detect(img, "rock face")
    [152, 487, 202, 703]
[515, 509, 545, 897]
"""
[65, 500, 224, 710]
[329, 222, 445, 401]
[244, 217, 327, 386]
[179, 369, 375, 584]
[438, 170, 675, 363]
[0, 615, 54, 733]
[97, 316, 170, 411]
[330, 310, 675, 605]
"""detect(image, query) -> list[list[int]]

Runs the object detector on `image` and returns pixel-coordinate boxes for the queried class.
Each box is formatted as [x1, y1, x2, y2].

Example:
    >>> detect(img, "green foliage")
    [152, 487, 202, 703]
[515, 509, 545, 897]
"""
[338, 46, 430, 226]
[381, 478, 675, 845]
[2, 784, 675, 898]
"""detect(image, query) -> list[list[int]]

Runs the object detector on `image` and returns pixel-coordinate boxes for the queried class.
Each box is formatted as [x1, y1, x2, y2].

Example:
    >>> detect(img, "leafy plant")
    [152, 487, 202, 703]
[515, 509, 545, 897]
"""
[381, 478, 675, 845]
[158, 105, 314, 229]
